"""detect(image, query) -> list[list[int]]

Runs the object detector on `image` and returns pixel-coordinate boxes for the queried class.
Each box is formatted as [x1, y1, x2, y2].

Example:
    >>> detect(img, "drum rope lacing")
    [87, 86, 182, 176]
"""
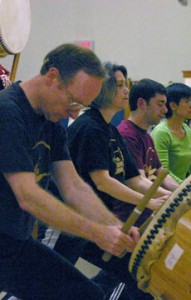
[131, 184, 191, 280]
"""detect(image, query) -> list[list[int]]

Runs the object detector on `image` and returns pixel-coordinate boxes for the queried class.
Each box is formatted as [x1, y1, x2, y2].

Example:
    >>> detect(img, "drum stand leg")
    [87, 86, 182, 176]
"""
[10, 53, 20, 82]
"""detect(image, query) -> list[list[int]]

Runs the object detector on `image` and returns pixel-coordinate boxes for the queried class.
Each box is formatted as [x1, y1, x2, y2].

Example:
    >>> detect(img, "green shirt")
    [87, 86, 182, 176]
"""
[151, 120, 191, 184]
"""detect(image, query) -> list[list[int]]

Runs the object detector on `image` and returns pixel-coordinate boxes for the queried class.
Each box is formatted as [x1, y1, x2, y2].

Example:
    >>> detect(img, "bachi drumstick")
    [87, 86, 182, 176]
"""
[102, 168, 169, 262]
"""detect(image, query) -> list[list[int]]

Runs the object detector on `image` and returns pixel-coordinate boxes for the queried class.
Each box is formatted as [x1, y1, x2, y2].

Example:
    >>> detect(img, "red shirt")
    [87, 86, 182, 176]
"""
[117, 119, 161, 180]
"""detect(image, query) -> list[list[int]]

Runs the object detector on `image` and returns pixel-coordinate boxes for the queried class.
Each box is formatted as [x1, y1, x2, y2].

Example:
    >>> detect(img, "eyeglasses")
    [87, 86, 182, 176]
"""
[64, 87, 85, 111]
[57, 79, 78, 106]
[65, 88, 78, 106]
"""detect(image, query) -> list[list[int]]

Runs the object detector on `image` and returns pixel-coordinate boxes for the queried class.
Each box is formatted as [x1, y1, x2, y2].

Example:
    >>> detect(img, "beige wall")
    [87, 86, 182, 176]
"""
[1, 0, 191, 85]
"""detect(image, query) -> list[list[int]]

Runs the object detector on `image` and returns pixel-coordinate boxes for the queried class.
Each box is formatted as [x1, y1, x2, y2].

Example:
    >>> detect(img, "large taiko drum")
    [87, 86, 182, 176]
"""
[129, 175, 191, 300]
[0, 0, 31, 57]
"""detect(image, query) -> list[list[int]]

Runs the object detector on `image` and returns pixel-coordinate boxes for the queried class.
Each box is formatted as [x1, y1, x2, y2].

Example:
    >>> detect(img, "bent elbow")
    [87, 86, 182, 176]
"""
[96, 182, 107, 193]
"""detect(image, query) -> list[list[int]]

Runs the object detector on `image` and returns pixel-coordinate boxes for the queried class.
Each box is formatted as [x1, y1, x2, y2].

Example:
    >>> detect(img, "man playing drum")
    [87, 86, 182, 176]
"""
[0, 43, 140, 300]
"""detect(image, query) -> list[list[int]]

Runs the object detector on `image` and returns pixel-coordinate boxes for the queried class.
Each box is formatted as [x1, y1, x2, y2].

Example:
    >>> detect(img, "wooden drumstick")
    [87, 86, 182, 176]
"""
[102, 168, 169, 262]
[10, 53, 21, 82]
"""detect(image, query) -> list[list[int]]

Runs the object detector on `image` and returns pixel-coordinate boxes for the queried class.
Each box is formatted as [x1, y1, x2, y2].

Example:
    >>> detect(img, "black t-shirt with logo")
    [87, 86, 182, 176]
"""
[67, 108, 144, 221]
[0, 82, 71, 239]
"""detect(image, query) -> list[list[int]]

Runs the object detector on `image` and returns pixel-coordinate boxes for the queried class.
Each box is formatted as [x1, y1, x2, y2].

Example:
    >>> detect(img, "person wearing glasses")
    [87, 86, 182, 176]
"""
[0, 44, 141, 300]
[151, 83, 191, 184]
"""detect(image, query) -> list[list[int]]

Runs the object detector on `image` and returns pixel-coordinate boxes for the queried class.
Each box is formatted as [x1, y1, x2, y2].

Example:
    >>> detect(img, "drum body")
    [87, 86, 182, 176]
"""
[129, 175, 191, 300]
[0, 0, 31, 57]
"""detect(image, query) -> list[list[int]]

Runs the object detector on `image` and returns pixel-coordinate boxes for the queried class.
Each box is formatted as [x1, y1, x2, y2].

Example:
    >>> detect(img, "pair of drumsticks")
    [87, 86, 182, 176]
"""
[103, 168, 169, 262]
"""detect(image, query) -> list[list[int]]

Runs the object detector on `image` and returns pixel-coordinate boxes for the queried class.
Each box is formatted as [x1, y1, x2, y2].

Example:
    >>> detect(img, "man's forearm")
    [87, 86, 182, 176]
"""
[162, 174, 179, 191]
[130, 175, 171, 197]
[59, 180, 122, 227]
[21, 182, 121, 241]
[51, 161, 122, 227]
[93, 175, 145, 205]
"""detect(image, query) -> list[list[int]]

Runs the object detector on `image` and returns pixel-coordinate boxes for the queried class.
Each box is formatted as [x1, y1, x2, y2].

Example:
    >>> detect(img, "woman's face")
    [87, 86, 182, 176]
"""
[111, 71, 129, 111]
[172, 97, 191, 120]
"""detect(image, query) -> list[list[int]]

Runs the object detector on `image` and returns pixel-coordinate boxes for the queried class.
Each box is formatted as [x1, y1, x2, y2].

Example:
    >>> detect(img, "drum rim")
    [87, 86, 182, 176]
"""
[129, 176, 191, 281]
[0, 0, 31, 56]
[0, 36, 13, 55]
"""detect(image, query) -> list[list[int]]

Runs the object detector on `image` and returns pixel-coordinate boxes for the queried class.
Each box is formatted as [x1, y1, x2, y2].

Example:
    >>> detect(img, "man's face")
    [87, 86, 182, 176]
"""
[42, 70, 102, 122]
[144, 93, 168, 126]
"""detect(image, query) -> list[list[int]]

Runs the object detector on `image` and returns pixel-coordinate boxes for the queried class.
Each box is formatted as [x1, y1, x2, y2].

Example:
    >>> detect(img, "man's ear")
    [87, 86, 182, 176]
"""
[45, 67, 60, 86]
[137, 97, 147, 110]
[169, 101, 177, 111]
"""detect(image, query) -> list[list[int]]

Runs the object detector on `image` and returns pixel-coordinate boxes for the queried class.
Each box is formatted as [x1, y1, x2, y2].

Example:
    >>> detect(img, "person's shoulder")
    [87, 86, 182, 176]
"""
[183, 122, 191, 131]
[68, 109, 100, 136]
[118, 119, 135, 137]
[0, 89, 18, 118]
[77, 109, 98, 126]
[183, 122, 191, 136]
[118, 119, 143, 140]
[111, 123, 122, 136]
[0, 82, 21, 108]
[117, 119, 130, 131]
[152, 120, 168, 134]
[151, 121, 172, 144]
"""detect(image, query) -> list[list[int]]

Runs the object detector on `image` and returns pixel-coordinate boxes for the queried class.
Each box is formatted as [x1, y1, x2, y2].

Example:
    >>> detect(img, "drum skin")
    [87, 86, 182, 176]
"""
[129, 175, 191, 300]
[0, 0, 31, 57]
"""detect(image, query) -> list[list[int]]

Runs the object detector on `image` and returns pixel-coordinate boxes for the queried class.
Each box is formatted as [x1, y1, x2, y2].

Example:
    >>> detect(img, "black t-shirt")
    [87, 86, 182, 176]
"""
[0, 82, 71, 239]
[68, 108, 139, 211]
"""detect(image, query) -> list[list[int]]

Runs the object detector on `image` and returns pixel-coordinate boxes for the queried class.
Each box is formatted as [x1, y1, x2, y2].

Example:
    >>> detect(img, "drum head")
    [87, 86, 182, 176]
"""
[0, 0, 31, 56]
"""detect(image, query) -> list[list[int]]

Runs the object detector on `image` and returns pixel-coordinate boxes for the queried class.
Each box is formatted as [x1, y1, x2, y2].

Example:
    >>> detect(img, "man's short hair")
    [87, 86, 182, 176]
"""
[40, 43, 105, 84]
[129, 78, 167, 111]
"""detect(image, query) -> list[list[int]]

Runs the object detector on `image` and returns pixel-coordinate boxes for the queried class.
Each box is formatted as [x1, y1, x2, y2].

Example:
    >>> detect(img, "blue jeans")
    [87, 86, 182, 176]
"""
[0, 233, 104, 300]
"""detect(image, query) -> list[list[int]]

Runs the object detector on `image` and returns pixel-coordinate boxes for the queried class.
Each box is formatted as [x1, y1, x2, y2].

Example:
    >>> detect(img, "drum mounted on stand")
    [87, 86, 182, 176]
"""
[0, 0, 31, 81]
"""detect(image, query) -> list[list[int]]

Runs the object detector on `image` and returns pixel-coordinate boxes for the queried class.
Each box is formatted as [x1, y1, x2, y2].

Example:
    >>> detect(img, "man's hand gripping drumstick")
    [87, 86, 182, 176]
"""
[102, 168, 169, 262]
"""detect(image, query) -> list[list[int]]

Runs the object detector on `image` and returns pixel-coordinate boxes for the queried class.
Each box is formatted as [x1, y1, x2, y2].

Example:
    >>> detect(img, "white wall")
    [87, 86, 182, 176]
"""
[1, 0, 191, 85]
